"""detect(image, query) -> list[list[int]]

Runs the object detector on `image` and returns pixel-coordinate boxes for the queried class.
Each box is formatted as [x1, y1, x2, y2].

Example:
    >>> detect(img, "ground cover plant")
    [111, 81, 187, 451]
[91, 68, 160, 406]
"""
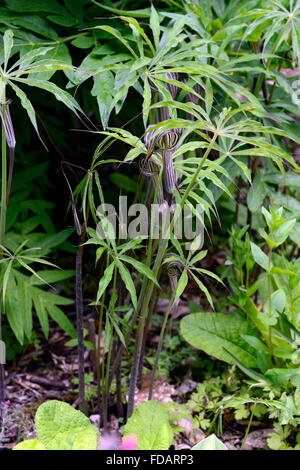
[0, 0, 299, 451]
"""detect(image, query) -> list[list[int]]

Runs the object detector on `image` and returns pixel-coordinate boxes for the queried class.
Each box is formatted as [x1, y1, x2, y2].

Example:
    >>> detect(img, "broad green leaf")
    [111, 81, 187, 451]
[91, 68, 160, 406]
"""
[180, 312, 258, 368]
[265, 368, 300, 386]
[192, 434, 228, 450]
[122, 400, 173, 450]
[109, 172, 136, 193]
[13, 439, 46, 450]
[271, 289, 286, 313]
[250, 242, 270, 271]
[247, 174, 265, 212]
[35, 400, 99, 450]
[273, 219, 296, 246]
[224, 348, 268, 384]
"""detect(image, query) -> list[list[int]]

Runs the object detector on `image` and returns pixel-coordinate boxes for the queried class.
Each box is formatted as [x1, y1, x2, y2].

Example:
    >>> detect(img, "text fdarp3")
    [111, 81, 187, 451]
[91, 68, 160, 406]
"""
[106, 454, 194, 466]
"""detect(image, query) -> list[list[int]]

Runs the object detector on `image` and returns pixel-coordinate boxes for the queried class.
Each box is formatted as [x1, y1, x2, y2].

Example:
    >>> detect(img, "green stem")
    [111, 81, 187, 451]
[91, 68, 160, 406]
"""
[241, 404, 255, 450]
[206, 410, 220, 437]
[267, 248, 273, 368]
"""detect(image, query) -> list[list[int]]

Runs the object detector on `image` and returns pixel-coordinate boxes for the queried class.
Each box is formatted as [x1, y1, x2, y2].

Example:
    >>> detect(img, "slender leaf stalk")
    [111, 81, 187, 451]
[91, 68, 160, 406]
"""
[241, 405, 256, 450]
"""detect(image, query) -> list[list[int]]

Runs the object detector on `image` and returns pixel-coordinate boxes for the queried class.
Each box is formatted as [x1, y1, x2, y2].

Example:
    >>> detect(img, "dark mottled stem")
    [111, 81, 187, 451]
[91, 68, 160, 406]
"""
[0, 94, 6, 428]
[76, 243, 85, 414]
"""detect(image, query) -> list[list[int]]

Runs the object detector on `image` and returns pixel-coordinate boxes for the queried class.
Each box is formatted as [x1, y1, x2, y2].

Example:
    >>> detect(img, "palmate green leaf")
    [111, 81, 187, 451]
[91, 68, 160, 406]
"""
[109, 71, 138, 116]
[142, 76, 151, 128]
[120, 16, 155, 56]
[150, 5, 160, 51]
[118, 237, 145, 255]
[91, 70, 114, 128]
[17, 258, 51, 286]
[12, 77, 83, 117]
[6, 286, 24, 344]
[93, 26, 138, 59]
[3, 29, 13, 71]
[32, 290, 49, 338]
[292, 23, 300, 68]
[5, 266, 74, 343]
[96, 262, 114, 304]
[93, 1, 151, 18]
[9, 47, 55, 71]
[116, 259, 137, 310]
[29, 269, 74, 286]
[230, 156, 251, 183]
[190, 272, 213, 308]
[154, 17, 186, 62]
[175, 268, 188, 301]
[8, 80, 42, 142]
[48, 305, 76, 339]
[193, 267, 223, 285]
[190, 250, 207, 265]
[23, 281, 32, 340]
[15, 59, 74, 76]
[103, 315, 112, 352]
[24, 43, 72, 81]
[2, 259, 13, 306]
[107, 312, 126, 349]
[118, 254, 159, 287]
[180, 311, 259, 368]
